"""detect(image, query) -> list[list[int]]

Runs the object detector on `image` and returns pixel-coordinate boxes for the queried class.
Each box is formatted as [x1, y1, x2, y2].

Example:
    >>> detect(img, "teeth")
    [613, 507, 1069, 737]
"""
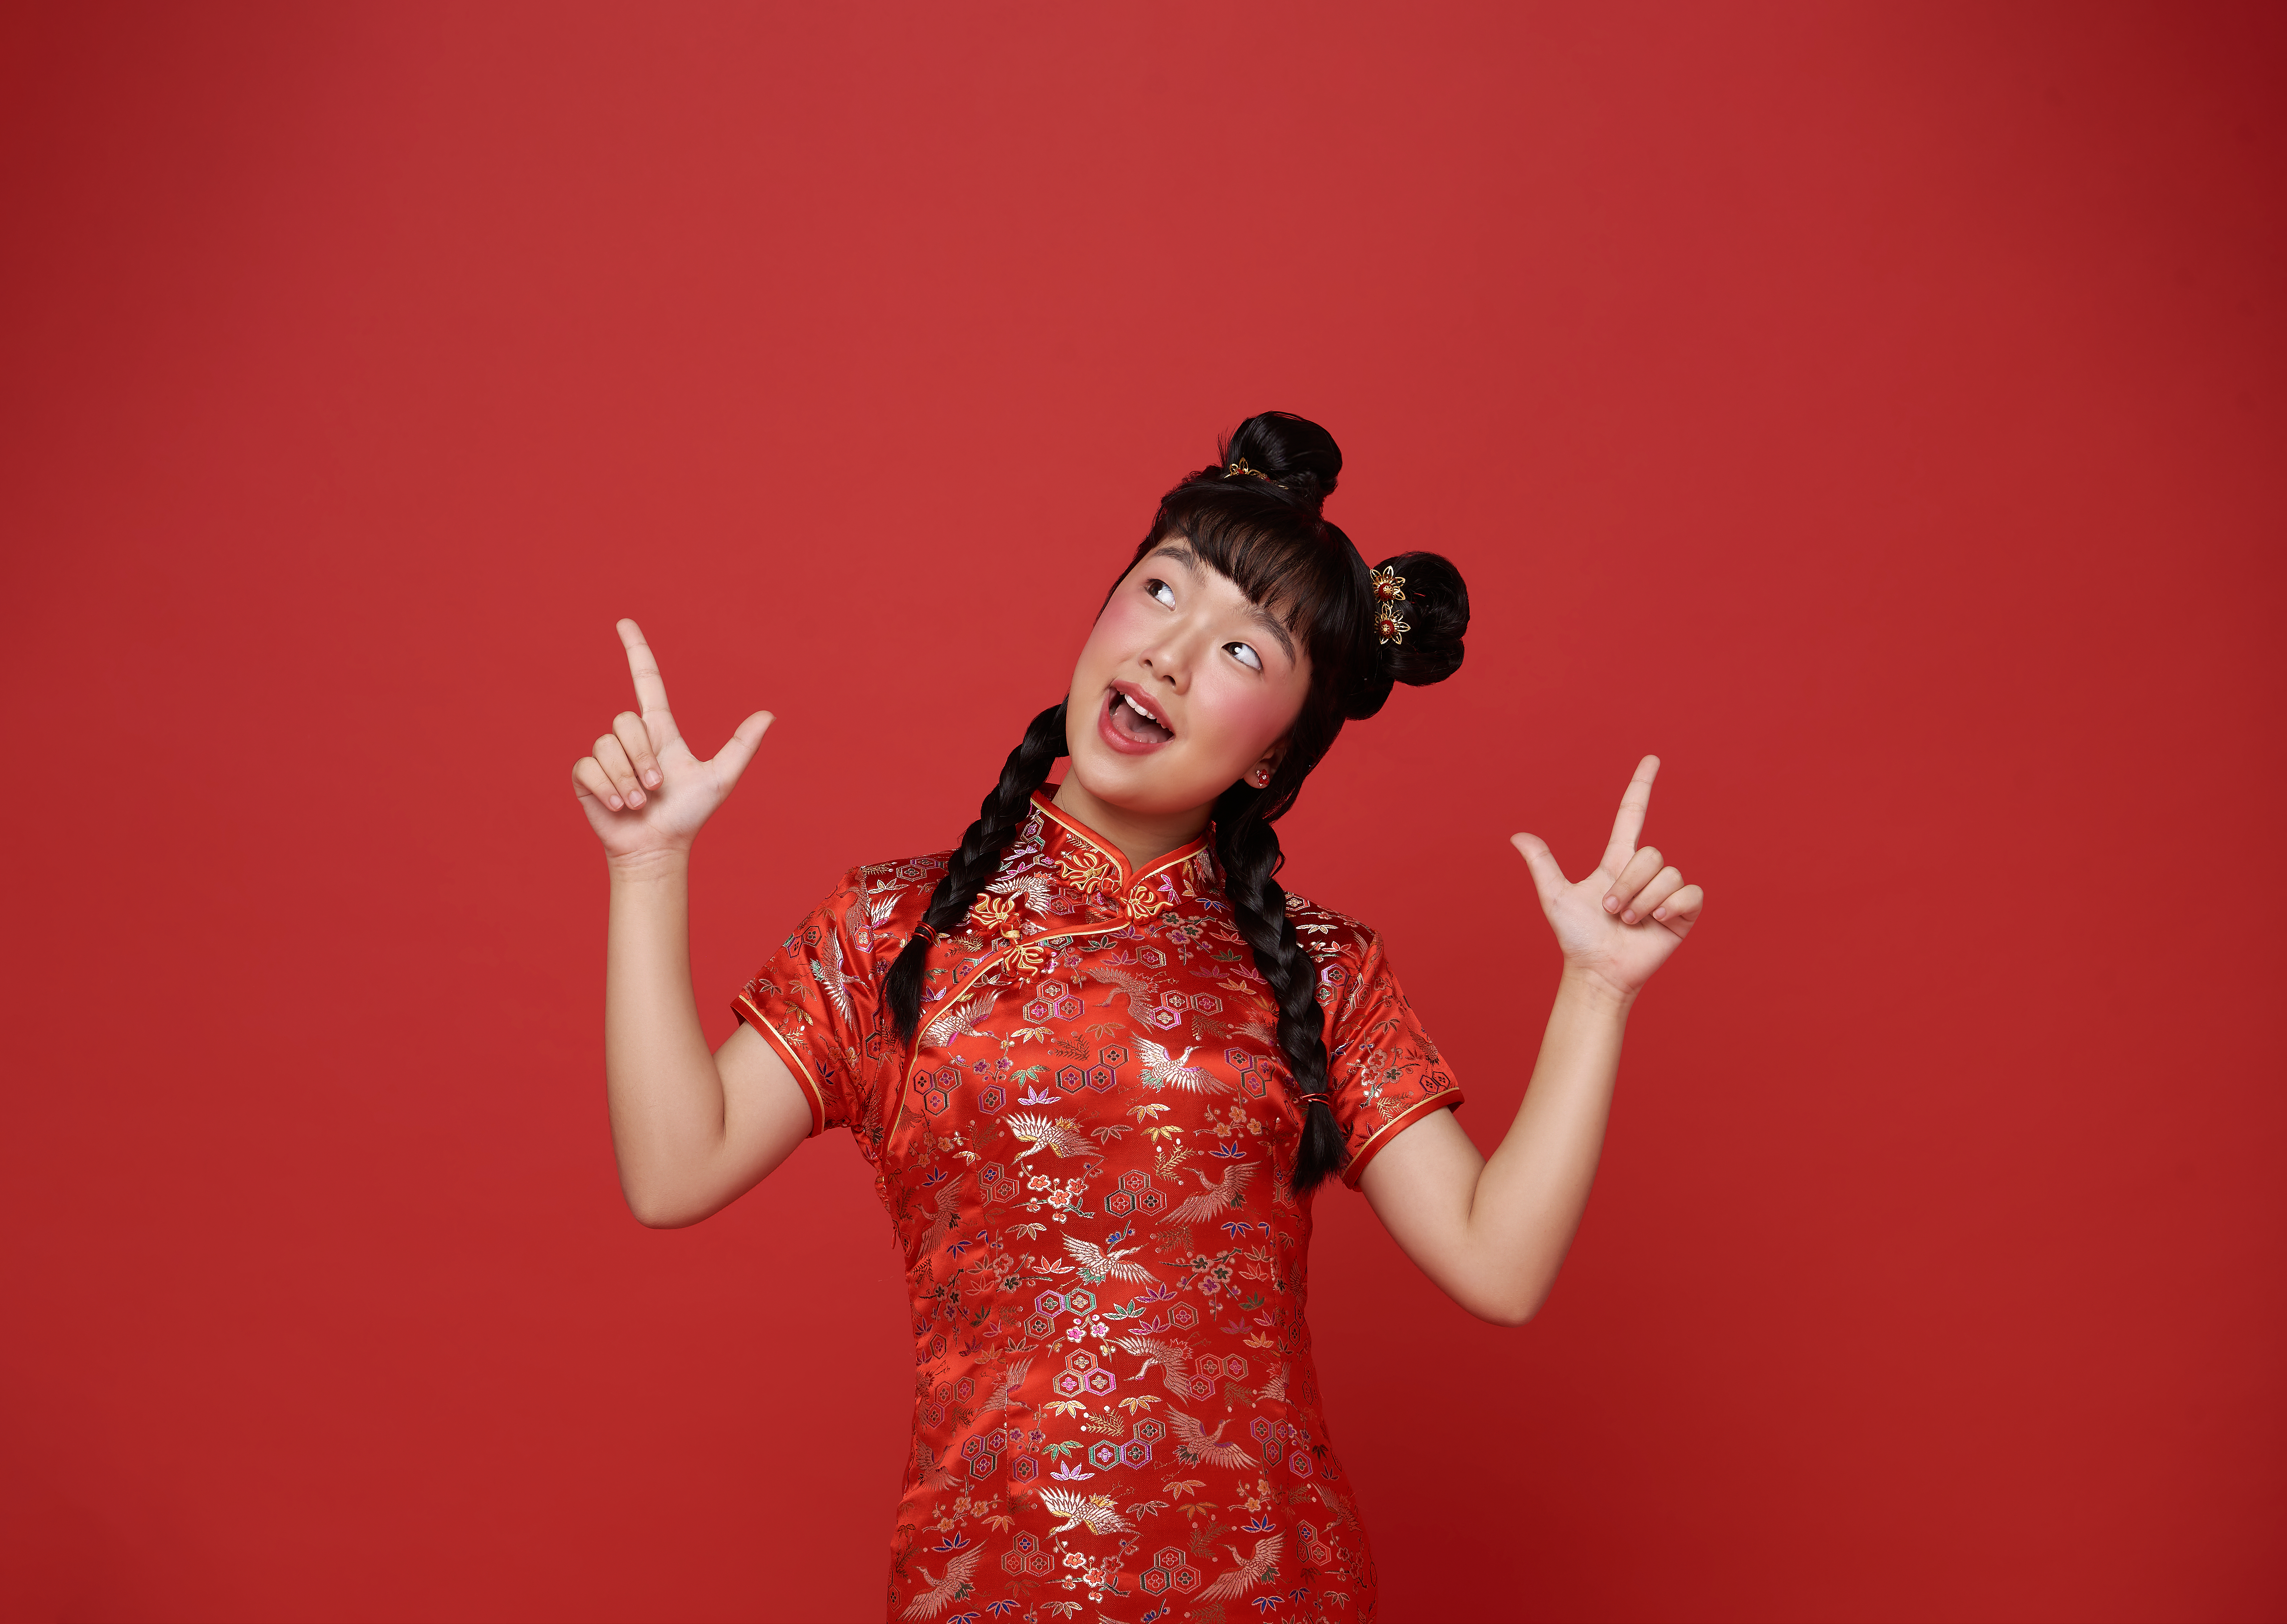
[1121, 693, 1164, 727]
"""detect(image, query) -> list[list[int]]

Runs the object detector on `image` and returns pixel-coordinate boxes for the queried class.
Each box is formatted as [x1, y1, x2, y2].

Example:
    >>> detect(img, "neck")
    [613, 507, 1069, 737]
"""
[1050, 776, 1213, 872]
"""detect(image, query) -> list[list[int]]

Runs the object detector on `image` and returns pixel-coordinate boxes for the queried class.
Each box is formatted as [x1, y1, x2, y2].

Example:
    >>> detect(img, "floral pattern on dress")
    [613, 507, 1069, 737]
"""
[736, 790, 1460, 1622]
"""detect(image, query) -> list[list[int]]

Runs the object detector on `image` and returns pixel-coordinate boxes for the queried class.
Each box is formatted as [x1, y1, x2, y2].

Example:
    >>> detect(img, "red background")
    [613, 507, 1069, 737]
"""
[3, 3, 2282, 1620]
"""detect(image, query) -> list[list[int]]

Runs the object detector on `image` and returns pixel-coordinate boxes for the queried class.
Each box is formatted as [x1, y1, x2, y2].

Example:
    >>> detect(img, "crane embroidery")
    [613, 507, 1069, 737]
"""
[898, 1546, 984, 1618]
[1135, 1037, 1229, 1094]
[1062, 1231, 1155, 1284]
[1004, 1113, 1100, 1163]
[1162, 1160, 1257, 1225]
[1197, 1533, 1285, 1599]
[1036, 1487, 1135, 1536]
[1166, 1409, 1257, 1470]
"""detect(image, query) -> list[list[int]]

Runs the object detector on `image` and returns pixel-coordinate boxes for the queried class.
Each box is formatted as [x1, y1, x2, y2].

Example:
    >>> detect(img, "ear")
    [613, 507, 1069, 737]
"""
[1244, 742, 1285, 789]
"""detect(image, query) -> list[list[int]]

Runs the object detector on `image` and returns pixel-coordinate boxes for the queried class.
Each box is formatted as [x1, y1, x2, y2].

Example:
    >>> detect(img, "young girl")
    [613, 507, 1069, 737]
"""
[573, 412, 1702, 1621]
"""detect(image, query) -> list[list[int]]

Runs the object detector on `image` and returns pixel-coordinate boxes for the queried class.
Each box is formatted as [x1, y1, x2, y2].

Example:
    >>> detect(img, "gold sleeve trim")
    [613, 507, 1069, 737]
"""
[734, 993, 831, 1138]
[1340, 1089, 1464, 1189]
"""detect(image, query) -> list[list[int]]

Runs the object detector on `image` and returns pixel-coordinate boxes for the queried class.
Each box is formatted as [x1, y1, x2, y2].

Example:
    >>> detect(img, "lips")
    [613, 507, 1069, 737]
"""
[1098, 682, 1174, 754]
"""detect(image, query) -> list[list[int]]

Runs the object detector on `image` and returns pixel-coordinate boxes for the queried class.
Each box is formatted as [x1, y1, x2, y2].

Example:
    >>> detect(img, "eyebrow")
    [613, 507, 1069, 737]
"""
[1148, 542, 1297, 662]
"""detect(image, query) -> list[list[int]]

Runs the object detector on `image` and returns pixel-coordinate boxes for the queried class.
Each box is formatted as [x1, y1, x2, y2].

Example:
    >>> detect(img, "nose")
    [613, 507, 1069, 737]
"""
[1138, 627, 1200, 693]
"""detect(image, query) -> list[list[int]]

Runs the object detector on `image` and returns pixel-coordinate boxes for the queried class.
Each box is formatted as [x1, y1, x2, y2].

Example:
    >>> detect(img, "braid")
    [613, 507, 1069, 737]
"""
[1211, 784, 1350, 1193]
[885, 702, 1068, 1045]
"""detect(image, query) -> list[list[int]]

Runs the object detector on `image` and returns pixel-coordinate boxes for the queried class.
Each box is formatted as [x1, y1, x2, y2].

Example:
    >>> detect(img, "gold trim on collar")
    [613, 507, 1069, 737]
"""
[1028, 787, 1212, 892]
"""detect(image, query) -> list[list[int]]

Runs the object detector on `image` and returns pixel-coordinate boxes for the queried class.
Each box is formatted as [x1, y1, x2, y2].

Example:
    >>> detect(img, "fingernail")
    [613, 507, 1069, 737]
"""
[607, 795, 624, 810]
[1653, 907, 1668, 920]
[644, 769, 660, 787]
[1603, 896, 1620, 913]
[1621, 909, 1637, 924]
[629, 790, 645, 807]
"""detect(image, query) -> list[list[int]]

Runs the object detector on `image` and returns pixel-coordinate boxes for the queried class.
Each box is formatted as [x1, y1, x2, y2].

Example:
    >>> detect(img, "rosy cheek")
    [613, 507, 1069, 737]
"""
[1189, 669, 1297, 760]
[1082, 590, 1155, 659]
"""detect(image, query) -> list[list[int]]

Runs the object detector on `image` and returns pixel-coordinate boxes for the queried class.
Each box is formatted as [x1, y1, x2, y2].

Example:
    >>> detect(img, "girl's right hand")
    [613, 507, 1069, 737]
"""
[572, 619, 773, 865]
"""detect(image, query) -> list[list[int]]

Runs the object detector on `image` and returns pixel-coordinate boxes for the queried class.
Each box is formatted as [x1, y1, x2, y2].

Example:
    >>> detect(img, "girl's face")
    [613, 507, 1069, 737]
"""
[1063, 538, 1313, 820]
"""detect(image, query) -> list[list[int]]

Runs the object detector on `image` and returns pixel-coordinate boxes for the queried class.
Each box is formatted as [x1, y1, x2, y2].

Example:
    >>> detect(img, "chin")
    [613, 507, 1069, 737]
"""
[1065, 750, 1223, 820]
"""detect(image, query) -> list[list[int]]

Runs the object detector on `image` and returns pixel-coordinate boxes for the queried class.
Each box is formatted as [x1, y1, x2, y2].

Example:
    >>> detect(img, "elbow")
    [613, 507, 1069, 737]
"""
[624, 1193, 685, 1229]
[1465, 1278, 1552, 1328]
[621, 1178, 703, 1230]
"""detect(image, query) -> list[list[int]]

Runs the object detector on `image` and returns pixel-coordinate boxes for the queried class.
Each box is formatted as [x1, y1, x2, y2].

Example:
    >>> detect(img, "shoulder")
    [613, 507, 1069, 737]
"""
[1279, 889, 1388, 976]
[798, 852, 952, 956]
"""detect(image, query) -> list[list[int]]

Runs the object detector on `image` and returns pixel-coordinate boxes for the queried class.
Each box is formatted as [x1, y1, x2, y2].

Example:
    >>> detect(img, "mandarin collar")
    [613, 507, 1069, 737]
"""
[1029, 787, 1216, 894]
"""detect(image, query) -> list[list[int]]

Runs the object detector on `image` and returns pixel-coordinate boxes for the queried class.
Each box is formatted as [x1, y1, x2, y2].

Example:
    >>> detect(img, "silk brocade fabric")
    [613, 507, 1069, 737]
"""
[736, 790, 1461, 1622]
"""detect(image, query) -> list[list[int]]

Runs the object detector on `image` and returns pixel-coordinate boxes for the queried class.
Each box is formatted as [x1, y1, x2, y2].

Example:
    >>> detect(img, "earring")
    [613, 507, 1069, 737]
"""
[1250, 767, 1271, 787]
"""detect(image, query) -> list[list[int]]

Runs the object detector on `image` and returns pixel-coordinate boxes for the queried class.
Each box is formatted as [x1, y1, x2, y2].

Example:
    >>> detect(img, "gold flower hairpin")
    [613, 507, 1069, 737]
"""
[1372, 564, 1410, 645]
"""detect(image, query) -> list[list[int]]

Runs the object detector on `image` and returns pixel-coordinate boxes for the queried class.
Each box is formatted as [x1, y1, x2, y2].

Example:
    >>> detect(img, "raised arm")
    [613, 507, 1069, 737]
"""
[573, 619, 811, 1227]
[1357, 756, 1704, 1324]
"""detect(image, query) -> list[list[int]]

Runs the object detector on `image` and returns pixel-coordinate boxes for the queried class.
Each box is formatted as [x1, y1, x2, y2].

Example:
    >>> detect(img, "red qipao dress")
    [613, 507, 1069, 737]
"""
[735, 790, 1461, 1624]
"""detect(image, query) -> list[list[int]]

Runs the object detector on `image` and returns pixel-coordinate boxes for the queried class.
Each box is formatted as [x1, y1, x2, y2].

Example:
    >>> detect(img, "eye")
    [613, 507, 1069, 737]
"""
[1145, 578, 1175, 607]
[1225, 642, 1263, 672]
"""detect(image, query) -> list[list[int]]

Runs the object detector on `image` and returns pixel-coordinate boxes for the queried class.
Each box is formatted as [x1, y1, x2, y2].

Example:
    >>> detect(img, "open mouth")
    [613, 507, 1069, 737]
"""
[1105, 687, 1174, 745]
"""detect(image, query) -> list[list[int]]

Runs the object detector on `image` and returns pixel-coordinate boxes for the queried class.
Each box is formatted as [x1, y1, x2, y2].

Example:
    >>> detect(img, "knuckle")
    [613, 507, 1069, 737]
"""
[1637, 845, 1662, 869]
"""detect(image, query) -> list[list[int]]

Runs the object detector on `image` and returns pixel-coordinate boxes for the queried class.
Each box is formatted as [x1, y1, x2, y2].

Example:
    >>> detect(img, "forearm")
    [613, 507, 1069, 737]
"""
[1459, 969, 1632, 1318]
[603, 850, 732, 1219]
[1363, 966, 1634, 1324]
[1367, 758, 1700, 1324]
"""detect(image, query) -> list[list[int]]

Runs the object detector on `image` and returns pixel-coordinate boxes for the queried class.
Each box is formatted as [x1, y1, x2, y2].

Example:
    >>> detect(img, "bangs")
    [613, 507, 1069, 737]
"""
[1150, 485, 1367, 652]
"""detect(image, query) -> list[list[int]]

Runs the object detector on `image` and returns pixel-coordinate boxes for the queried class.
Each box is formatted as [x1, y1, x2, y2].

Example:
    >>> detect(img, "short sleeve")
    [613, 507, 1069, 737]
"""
[1320, 932, 1463, 1188]
[733, 871, 881, 1139]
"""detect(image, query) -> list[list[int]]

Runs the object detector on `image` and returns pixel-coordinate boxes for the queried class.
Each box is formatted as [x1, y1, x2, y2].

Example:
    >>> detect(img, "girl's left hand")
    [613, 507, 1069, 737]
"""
[1511, 755, 1703, 1000]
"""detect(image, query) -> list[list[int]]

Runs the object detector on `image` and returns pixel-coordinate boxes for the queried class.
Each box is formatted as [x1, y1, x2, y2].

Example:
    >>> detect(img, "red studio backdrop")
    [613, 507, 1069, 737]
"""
[2, 4, 2281, 1620]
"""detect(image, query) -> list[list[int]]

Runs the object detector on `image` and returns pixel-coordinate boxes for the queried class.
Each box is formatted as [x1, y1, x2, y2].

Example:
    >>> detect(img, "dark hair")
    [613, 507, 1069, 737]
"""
[885, 411, 1469, 1191]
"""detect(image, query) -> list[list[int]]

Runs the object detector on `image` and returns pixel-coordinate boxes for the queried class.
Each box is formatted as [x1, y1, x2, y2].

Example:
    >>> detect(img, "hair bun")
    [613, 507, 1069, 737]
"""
[1374, 550, 1468, 687]
[1221, 410, 1342, 511]
[1340, 549, 1467, 720]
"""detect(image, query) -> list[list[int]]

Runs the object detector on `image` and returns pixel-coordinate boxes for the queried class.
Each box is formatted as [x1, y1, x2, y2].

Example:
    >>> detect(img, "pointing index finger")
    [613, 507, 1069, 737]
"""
[616, 618, 674, 721]
[1600, 754, 1660, 874]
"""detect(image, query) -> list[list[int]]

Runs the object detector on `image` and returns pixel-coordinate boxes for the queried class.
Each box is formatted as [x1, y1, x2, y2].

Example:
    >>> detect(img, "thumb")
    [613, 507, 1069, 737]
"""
[1509, 833, 1571, 910]
[708, 710, 775, 786]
